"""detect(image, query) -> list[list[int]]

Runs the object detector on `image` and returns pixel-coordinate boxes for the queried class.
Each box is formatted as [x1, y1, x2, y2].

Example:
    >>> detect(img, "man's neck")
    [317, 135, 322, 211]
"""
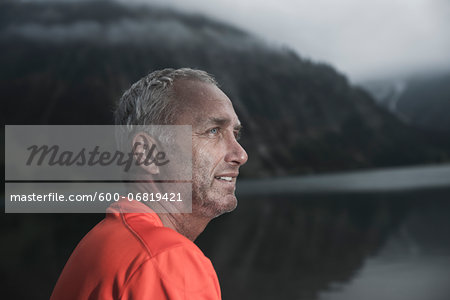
[127, 181, 210, 241]
[157, 212, 211, 241]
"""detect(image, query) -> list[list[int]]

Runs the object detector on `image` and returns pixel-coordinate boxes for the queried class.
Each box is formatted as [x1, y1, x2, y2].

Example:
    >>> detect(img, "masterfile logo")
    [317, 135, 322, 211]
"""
[5, 125, 191, 181]
[4, 125, 193, 213]
[25, 143, 169, 172]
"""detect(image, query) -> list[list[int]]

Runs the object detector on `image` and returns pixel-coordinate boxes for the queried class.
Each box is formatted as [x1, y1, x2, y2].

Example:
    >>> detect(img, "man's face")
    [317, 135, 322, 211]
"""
[173, 80, 248, 218]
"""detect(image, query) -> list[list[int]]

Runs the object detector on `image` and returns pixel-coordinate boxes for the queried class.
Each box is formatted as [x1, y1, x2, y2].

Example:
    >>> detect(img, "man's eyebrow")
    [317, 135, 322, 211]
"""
[209, 117, 230, 126]
[203, 117, 231, 127]
[203, 117, 242, 130]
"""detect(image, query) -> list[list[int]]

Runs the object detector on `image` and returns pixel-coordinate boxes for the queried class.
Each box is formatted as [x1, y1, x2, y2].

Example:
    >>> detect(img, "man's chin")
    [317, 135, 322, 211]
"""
[212, 194, 237, 218]
[196, 193, 237, 219]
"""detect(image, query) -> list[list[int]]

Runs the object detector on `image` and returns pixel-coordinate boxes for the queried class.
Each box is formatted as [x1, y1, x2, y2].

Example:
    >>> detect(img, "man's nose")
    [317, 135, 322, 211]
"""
[224, 136, 248, 166]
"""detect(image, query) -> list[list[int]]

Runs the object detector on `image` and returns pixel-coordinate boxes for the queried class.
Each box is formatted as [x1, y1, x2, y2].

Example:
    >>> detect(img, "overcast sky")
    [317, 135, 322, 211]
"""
[125, 0, 450, 82]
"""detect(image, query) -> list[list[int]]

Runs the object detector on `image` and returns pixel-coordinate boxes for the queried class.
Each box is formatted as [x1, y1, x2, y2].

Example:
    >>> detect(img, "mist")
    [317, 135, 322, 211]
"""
[122, 0, 450, 81]
[2, 3, 264, 50]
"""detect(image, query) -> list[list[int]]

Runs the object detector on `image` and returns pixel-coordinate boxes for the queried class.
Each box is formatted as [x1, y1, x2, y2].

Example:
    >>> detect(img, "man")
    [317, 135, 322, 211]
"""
[50, 68, 248, 299]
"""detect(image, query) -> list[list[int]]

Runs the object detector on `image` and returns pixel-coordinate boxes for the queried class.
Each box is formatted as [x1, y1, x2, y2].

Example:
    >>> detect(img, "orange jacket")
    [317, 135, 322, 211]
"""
[51, 200, 221, 300]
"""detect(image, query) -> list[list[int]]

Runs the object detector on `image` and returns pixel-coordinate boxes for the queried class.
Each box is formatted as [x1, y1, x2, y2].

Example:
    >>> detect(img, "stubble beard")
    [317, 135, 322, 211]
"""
[191, 173, 238, 219]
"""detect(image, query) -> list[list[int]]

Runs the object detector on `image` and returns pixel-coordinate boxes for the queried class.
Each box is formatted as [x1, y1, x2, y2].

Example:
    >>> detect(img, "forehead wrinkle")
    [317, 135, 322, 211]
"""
[172, 80, 241, 129]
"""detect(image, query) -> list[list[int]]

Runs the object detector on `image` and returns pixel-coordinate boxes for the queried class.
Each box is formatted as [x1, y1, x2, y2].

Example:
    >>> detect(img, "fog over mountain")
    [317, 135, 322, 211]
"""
[1, 0, 449, 177]
[362, 73, 450, 133]
[125, 0, 450, 81]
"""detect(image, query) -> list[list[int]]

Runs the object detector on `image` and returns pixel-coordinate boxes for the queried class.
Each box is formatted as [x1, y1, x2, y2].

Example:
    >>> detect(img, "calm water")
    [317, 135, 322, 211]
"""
[237, 163, 450, 195]
[318, 197, 450, 300]
[197, 164, 450, 300]
[2, 164, 450, 299]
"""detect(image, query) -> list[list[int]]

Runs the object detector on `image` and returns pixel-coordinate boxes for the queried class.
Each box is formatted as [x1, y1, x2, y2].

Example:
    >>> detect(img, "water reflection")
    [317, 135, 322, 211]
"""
[319, 196, 450, 300]
[1, 187, 449, 299]
[196, 188, 450, 300]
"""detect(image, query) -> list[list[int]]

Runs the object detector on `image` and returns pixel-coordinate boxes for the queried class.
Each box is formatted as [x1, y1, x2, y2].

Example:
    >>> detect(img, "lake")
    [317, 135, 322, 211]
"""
[197, 164, 450, 299]
[1, 164, 449, 299]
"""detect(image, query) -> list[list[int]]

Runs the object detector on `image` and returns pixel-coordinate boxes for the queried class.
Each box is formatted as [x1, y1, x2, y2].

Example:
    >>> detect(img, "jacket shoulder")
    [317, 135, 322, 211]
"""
[122, 213, 194, 258]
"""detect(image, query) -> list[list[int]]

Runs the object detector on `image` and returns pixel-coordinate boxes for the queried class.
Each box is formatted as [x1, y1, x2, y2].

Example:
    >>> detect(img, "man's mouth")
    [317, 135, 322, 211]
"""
[214, 173, 238, 183]
[214, 176, 233, 182]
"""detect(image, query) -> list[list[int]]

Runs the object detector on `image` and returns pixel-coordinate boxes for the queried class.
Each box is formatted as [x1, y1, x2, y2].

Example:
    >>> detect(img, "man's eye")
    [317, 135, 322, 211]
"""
[209, 128, 219, 134]
[234, 131, 241, 141]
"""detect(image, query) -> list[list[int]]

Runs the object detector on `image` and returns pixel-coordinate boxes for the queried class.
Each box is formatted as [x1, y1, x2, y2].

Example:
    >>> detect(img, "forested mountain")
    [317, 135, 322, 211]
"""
[362, 73, 450, 133]
[396, 74, 450, 132]
[1, 0, 448, 177]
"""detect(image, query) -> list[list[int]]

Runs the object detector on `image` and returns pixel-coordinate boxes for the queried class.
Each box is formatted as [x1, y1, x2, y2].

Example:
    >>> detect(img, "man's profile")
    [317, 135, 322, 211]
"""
[50, 68, 248, 299]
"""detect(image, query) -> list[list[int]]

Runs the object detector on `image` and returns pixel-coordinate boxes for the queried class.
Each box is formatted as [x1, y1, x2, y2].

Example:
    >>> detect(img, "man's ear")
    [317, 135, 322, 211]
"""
[131, 132, 160, 175]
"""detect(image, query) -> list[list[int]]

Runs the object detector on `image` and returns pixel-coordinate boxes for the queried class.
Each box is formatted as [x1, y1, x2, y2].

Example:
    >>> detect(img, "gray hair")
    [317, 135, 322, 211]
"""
[114, 68, 218, 153]
[115, 68, 218, 126]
